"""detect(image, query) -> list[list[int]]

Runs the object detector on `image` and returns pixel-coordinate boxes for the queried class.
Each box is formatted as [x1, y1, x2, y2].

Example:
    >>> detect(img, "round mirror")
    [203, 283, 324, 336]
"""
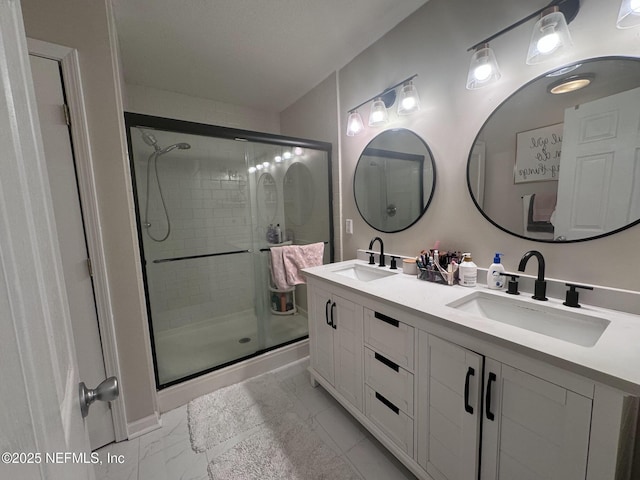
[354, 128, 436, 233]
[284, 162, 314, 226]
[468, 57, 640, 242]
[257, 173, 277, 225]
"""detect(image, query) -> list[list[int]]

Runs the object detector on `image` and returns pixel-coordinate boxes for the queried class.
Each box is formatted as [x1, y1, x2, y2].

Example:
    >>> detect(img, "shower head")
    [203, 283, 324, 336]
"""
[157, 142, 191, 155]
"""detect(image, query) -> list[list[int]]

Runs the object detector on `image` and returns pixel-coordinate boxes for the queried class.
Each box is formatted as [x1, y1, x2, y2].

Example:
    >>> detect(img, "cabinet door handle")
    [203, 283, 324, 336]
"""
[486, 372, 496, 421]
[464, 366, 475, 415]
[330, 302, 337, 329]
[325, 300, 332, 326]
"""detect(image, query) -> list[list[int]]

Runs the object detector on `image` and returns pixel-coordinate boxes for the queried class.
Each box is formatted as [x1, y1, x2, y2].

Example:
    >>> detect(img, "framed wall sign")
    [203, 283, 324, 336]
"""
[514, 123, 563, 183]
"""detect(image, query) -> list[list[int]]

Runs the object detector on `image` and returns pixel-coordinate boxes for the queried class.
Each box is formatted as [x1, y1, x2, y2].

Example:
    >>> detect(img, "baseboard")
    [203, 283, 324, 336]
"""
[157, 339, 309, 413]
[126, 411, 162, 440]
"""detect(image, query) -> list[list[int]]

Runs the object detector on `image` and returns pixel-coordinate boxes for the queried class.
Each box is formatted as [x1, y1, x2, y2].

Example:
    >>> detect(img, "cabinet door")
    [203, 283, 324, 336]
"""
[426, 335, 482, 480]
[481, 360, 592, 480]
[333, 294, 364, 411]
[308, 284, 334, 385]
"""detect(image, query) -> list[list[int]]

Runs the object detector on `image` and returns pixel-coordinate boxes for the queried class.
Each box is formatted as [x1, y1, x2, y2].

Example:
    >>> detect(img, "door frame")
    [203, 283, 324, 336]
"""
[27, 37, 128, 442]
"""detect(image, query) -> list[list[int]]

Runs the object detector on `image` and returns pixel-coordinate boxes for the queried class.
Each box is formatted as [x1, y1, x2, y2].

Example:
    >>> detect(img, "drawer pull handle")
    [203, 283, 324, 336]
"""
[464, 366, 475, 415]
[374, 352, 399, 372]
[374, 311, 399, 328]
[375, 391, 399, 415]
[486, 372, 496, 421]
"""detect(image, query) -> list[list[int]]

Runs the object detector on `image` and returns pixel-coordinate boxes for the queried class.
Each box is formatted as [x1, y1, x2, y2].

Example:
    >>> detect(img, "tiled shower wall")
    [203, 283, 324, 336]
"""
[134, 143, 257, 333]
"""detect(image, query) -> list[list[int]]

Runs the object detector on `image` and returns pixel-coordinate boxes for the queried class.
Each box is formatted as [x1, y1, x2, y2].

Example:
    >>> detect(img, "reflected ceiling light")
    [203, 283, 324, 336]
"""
[346, 110, 365, 136]
[466, 43, 501, 89]
[262, 161, 270, 168]
[293, 146, 304, 156]
[617, 0, 640, 28]
[526, 6, 572, 64]
[256, 164, 263, 170]
[368, 97, 389, 126]
[248, 166, 257, 173]
[547, 74, 593, 94]
[274, 155, 282, 163]
[282, 151, 292, 160]
[345, 74, 418, 136]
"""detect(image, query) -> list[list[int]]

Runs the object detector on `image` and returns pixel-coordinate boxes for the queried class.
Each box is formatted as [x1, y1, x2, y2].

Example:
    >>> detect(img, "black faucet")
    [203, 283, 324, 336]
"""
[368, 237, 385, 267]
[518, 250, 547, 301]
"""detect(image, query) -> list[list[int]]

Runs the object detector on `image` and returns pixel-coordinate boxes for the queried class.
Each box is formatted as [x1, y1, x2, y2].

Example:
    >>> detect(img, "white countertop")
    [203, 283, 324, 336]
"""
[303, 259, 640, 396]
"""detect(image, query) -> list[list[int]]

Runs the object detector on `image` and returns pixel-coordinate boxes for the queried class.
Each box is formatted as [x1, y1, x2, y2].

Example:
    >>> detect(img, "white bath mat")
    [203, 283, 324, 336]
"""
[207, 412, 359, 480]
[188, 373, 294, 453]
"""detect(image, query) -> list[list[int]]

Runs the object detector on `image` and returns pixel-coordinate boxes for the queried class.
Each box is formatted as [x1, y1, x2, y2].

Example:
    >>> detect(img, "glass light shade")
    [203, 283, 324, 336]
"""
[346, 110, 364, 136]
[617, 0, 640, 28]
[526, 8, 572, 65]
[466, 45, 501, 90]
[397, 81, 421, 115]
[368, 98, 389, 126]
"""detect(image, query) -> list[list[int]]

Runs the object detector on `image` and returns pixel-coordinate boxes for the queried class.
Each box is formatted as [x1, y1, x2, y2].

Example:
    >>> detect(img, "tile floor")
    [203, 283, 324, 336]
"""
[95, 358, 418, 480]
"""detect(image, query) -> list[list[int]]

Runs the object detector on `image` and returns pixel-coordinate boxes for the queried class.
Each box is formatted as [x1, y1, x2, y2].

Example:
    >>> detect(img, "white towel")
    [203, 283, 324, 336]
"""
[270, 243, 325, 290]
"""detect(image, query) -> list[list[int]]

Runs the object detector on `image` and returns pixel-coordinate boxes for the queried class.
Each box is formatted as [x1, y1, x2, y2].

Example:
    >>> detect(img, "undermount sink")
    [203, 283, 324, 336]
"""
[447, 291, 610, 347]
[333, 263, 398, 282]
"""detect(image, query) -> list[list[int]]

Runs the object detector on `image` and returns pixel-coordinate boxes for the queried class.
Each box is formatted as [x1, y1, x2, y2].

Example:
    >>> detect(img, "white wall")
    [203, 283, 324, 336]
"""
[287, 0, 640, 293]
[21, 0, 158, 425]
[125, 83, 280, 134]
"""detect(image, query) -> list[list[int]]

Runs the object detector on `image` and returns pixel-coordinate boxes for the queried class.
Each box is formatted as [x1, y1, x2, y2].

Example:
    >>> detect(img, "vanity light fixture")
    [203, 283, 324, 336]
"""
[368, 97, 389, 126]
[345, 74, 419, 136]
[526, 6, 573, 65]
[547, 74, 593, 94]
[617, 0, 640, 28]
[346, 110, 365, 136]
[466, 43, 501, 89]
[466, 0, 579, 88]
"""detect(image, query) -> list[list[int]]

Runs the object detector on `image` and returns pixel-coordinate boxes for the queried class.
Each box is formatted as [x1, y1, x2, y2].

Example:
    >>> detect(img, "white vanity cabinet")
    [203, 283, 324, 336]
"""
[308, 281, 364, 411]
[417, 332, 592, 480]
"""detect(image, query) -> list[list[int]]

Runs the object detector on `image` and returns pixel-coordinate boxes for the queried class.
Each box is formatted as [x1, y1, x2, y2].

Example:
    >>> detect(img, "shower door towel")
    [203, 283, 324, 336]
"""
[270, 243, 325, 290]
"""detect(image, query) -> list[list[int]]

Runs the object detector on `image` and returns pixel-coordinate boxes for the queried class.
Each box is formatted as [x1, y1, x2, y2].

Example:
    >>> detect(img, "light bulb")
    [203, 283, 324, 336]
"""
[274, 155, 282, 163]
[283, 151, 292, 160]
[537, 27, 560, 54]
[346, 111, 364, 136]
[474, 63, 493, 81]
[401, 96, 416, 110]
[371, 110, 385, 123]
[248, 166, 256, 173]
[294, 147, 304, 156]
[262, 162, 270, 168]
[256, 164, 263, 170]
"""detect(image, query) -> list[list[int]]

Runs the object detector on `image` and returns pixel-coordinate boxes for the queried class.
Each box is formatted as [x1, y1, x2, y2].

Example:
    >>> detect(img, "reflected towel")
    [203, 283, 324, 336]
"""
[531, 192, 556, 222]
[271, 243, 325, 290]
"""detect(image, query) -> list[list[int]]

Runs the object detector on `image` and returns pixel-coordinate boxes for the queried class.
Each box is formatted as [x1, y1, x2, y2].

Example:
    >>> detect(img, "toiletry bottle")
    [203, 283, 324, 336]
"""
[275, 224, 282, 244]
[486, 253, 506, 289]
[459, 253, 477, 287]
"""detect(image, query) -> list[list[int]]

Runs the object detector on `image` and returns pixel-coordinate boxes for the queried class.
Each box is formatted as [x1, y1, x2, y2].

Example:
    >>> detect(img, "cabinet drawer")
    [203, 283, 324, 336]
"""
[364, 309, 414, 371]
[365, 386, 414, 456]
[364, 347, 414, 416]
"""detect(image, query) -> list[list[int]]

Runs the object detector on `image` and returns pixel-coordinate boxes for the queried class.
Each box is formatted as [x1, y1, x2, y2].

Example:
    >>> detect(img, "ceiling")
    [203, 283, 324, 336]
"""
[112, 0, 429, 113]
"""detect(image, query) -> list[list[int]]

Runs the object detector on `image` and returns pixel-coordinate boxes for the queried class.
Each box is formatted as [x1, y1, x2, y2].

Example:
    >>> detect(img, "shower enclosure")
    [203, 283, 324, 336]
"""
[124, 113, 333, 388]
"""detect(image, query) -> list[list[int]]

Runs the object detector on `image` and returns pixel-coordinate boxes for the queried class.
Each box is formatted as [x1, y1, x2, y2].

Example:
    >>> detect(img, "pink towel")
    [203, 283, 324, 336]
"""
[532, 193, 557, 222]
[270, 243, 325, 290]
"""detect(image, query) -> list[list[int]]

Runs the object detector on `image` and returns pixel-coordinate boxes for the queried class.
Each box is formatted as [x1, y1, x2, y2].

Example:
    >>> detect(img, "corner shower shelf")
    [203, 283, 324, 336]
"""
[269, 285, 297, 315]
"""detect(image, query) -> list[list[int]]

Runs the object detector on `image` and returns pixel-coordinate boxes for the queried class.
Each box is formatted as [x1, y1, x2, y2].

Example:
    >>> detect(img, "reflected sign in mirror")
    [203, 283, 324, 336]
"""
[467, 57, 640, 242]
[354, 129, 436, 233]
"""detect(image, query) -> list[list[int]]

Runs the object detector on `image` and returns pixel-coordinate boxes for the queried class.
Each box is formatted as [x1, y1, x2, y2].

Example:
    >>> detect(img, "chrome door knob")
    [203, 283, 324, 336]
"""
[79, 376, 119, 418]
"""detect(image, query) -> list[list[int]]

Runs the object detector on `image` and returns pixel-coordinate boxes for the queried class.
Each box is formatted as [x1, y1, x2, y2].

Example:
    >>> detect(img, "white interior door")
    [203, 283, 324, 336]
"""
[0, 1, 92, 478]
[554, 86, 640, 240]
[29, 54, 116, 450]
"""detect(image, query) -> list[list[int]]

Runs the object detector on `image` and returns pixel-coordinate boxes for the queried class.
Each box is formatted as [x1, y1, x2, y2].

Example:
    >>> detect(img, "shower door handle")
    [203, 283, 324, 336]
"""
[325, 300, 332, 326]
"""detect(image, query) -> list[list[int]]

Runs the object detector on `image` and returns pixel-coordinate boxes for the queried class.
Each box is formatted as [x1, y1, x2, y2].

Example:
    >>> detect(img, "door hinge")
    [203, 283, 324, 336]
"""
[87, 258, 93, 278]
[63, 103, 71, 126]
